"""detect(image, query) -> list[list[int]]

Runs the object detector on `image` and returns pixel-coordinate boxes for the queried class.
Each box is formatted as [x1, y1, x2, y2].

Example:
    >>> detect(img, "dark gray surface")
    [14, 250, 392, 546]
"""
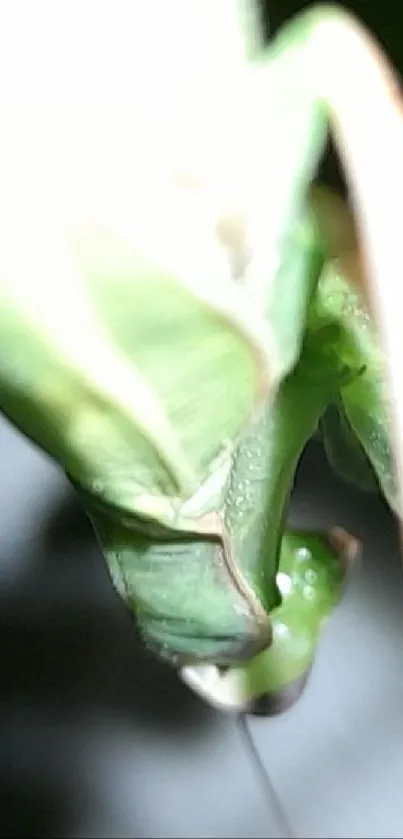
[1, 412, 403, 838]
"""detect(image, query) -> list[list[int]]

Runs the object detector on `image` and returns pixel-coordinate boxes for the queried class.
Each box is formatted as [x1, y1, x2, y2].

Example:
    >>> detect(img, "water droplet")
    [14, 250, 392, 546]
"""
[274, 621, 290, 640]
[304, 568, 317, 584]
[277, 571, 293, 597]
[297, 547, 311, 562]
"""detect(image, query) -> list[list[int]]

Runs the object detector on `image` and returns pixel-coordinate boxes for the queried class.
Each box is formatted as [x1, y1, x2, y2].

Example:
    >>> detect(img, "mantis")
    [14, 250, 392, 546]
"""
[0, 2, 402, 714]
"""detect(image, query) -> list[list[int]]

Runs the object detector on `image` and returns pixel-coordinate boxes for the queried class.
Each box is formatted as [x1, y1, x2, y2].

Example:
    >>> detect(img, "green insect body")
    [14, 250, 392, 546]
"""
[319, 400, 379, 495]
[73, 214, 337, 672]
[223, 259, 395, 713]
[249, 529, 347, 697]
[182, 254, 392, 712]
[313, 263, 398, 514]
[84, 273, 365, 706]
[0, 2, 399, 714]
[190, 529, 348, 714]
[84, 324, 344, 668]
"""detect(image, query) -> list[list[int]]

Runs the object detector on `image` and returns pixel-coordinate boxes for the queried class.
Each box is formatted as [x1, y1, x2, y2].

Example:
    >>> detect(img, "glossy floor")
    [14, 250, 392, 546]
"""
[1, 414, 403, 839]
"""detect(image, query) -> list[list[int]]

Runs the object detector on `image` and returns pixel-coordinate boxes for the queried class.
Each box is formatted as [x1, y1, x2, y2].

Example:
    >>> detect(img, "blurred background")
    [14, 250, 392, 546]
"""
[2, 1, 403, 837]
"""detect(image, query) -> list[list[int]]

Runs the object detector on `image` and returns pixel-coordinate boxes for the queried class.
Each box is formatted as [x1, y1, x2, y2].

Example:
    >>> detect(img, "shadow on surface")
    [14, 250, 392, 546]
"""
[1, 439, 403, 839]
[0, 760, 86, 839]
[0, 487, 217, 838]
[0, 486, 211, 731]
